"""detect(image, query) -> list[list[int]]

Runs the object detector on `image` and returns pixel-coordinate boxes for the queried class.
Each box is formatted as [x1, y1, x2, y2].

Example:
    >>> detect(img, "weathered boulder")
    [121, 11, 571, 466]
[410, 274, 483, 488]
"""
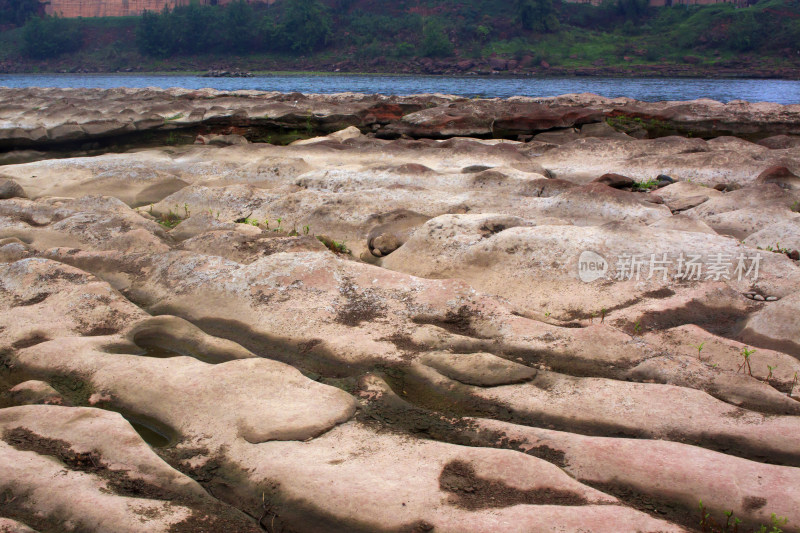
[758, 134, 800, 149]
[8, 380, 66, 406]
[0, 196, 169, 254]
[744, 219, 800, 253]
[366, 209, 430, 257]
[592, 172, 635, 189]
[755, 165, 800, 190]
[741, 291, 800, 356]
[0, 178, 26, 199]
[684, 184, 800, 239]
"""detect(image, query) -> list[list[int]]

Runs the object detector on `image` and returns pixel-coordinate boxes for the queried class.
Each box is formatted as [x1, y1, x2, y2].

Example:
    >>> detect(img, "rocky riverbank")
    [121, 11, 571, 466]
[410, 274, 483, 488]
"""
[2, 87, 800, 155]
[1, 88, 800, 532]
[2, 54, 800, 80]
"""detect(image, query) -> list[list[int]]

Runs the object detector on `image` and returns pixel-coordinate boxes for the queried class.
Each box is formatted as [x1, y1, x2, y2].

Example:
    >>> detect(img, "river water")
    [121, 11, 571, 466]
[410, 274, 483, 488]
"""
[1, 73, 799, 104]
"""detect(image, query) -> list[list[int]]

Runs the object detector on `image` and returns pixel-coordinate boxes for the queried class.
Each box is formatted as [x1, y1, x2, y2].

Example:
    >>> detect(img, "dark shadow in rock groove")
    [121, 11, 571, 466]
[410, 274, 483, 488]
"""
[382, 364, 800, 468]
[412, 306, 490, 339]
[582, 480, 697, 532]
[187, 316, 368, 378]
[439, 459, 587, 510]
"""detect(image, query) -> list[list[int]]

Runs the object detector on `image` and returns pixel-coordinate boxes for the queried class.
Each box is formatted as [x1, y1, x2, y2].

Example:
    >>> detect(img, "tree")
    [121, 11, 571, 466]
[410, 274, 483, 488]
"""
[22, 15, 81, 59]
[615, 0, 650, 21]
[281, 0, 332, 54]
[421, 18, 453, 57]
[330, 0, 356, 14]
[0, 0, 39, 27]
[224, 1, 257, 53]
[136, 9, 176, 57]
[176, 3, 218, 54]
[516, 0, 559, 33]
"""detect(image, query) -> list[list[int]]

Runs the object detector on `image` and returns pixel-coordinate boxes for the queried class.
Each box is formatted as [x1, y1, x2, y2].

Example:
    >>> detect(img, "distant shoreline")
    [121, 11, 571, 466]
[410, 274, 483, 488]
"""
[3, 68, 800, 81]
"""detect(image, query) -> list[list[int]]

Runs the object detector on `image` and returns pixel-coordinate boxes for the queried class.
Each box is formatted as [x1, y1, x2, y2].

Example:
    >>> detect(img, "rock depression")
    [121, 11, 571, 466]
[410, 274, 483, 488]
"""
[1, 87, 800, 532]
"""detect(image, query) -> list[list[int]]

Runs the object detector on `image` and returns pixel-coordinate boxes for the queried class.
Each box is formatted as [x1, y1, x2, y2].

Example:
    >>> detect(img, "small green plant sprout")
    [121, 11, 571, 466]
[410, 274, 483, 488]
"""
[235, 217, 260, 226]
[694, 342, 705, 360]
[317, 235, 350, 254]
[183, 203, 190, 218]
[724, 510, 742, 531]
[216, 211, 220, 220]
[757, 514, 788, 533]
[288, 225, 299, 237]
[264, 219, 270, 230]
[544, 311, 551, 318]
[632, 179, 658, 192]
[633, 320, 642, 334]
[738, 347, 755, 376]
[767, 365, 777, 381]
[157, 207, 183, 229]
[303, 225, 310, 235]
[698, 500, 712, 530]
[699, 500, 744, 532]
[773, 243, 790, 254]
[274, 217, 283, 232]
[791, 201, 799, 213]
[600, 307, 608, 323]
[305, 108, 314, 136]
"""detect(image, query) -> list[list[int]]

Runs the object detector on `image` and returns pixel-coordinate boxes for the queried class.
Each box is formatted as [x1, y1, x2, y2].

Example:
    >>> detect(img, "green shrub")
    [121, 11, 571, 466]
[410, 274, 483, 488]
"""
[421, 18, 453, 57]
[22, 16, 81, 59]
[356, 39, 383, 59]
[392, 42, 416, 58]
[728, 10, 763, 52]
[281, 0, 332, 54]
[517, 0, 559, 32]
[136, 9, 176, 57]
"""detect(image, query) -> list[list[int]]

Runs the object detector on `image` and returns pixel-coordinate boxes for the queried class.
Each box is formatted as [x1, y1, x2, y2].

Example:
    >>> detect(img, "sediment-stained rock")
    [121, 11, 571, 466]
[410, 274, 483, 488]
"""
[2, 88, 800, 151]
[2, 91, 800, 532]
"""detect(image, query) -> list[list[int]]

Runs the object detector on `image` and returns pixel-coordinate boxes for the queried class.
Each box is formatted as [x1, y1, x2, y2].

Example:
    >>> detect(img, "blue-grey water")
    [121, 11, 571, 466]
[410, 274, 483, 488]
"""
[1, 73, 799, 104]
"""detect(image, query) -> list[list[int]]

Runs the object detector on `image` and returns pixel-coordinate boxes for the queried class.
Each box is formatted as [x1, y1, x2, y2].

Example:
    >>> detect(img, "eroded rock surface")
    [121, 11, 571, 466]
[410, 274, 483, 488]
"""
[2, 90, 800, 532]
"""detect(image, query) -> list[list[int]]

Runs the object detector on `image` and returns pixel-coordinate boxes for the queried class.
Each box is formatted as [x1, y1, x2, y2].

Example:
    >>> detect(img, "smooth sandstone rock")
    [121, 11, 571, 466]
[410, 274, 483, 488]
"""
[0, 405, 260, 533]
[3, 91, 800, 532]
